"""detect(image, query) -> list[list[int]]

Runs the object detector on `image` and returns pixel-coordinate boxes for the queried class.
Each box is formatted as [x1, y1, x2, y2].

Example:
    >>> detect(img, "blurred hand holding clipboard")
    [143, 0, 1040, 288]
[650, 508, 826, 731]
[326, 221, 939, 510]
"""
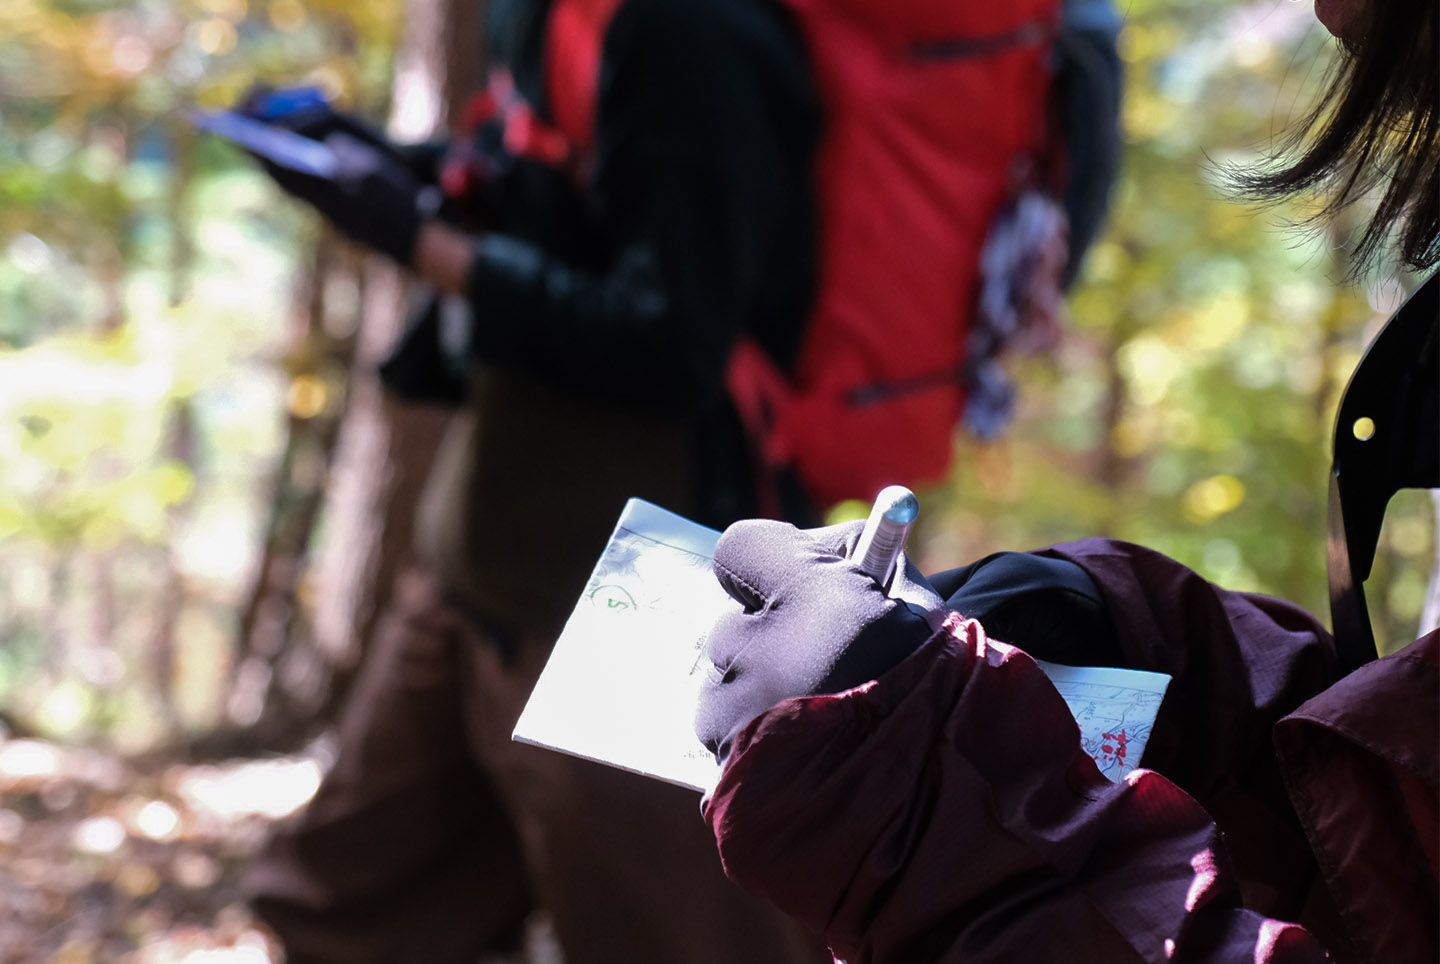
[187, 107, 338, 178]
[189, 87, 428, 266]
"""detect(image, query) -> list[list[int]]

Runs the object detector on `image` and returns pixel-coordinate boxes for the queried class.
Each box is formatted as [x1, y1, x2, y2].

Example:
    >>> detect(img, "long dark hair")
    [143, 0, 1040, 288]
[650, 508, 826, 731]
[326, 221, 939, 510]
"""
[1233, 0, 1438, 275]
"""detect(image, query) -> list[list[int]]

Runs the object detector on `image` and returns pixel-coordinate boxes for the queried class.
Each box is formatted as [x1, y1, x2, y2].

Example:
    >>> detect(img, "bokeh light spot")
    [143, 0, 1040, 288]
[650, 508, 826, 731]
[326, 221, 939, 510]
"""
[1183, 474, 1246, 524]
[287, 375, 328, 419]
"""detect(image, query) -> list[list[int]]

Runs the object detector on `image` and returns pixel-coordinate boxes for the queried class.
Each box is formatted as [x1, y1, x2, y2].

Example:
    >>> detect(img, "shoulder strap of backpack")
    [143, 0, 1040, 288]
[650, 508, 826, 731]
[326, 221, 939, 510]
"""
[1051, 0, 1123, 284]
[542, 0, 626, 156]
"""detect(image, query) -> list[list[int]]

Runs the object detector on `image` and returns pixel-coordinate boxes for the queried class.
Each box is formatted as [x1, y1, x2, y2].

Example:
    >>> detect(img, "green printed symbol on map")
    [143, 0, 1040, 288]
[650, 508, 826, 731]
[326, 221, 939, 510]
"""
[589, 584, 637, 613]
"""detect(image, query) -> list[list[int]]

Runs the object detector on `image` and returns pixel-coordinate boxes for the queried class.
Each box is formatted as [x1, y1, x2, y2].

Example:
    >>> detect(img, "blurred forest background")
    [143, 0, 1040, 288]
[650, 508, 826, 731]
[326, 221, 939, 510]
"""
[0, 0, 1435, 959]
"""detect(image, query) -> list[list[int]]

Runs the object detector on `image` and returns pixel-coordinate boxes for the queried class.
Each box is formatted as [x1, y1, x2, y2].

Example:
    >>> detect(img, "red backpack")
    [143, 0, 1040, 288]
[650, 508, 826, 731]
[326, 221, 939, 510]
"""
[462, 0, 1064, 509]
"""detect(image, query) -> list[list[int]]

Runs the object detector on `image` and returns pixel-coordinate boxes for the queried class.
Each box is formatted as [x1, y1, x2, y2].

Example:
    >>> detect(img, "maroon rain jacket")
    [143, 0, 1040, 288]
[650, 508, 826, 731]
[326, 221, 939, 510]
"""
[703, 539, 1438, 964]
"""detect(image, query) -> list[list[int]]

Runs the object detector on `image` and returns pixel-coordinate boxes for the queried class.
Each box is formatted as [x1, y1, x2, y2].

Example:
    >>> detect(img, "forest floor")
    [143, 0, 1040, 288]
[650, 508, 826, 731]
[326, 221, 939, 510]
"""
[0, 735, 302, 963]
[0, 734, 565, 963]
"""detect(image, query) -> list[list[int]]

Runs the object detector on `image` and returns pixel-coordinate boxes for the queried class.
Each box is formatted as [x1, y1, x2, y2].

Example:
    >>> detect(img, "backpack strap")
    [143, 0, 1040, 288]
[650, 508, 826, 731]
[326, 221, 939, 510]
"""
[442, 0, 623, 206]
[543, 0, 626, 155]
[724, 338, 796, 518]
[442, 69, 574, 204]
[1328, 272, 1439, 671]
[1052, 0, 1123, 283]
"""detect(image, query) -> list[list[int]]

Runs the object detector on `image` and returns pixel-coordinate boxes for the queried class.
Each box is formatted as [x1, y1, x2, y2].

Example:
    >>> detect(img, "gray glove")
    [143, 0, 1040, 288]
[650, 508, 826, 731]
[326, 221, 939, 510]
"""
[694, 519, 947, 763]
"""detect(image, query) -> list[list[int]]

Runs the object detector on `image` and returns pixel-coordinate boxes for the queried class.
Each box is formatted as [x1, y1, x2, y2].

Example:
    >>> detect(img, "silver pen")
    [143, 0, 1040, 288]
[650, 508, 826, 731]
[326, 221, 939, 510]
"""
[851, 485, 919, 591]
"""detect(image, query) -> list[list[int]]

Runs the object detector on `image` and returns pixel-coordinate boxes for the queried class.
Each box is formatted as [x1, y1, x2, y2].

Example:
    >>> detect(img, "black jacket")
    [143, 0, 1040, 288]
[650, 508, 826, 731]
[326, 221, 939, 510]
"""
[392, 0, 823, 635]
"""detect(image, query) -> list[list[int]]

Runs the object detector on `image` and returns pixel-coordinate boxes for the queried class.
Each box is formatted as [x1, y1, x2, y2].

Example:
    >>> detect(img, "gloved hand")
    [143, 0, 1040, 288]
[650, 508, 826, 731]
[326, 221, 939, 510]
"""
[238, 87, 389, 148]
[695, 519, 948, 764]
[238, 92, 429, 266]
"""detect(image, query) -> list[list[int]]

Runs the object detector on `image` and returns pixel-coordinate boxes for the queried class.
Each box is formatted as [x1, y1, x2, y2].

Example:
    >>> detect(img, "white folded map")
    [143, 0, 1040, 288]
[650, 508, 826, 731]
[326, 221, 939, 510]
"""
[513, 499, 1170, 792]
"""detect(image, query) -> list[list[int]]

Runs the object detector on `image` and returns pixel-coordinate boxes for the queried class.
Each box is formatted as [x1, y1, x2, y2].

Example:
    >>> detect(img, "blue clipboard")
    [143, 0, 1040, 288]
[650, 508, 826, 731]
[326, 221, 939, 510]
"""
[188, 108, 338, 179]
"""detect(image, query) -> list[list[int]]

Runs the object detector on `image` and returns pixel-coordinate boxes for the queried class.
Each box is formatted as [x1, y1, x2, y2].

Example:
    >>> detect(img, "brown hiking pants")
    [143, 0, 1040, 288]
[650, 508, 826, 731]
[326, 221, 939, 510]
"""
[243, 567, 826, 964]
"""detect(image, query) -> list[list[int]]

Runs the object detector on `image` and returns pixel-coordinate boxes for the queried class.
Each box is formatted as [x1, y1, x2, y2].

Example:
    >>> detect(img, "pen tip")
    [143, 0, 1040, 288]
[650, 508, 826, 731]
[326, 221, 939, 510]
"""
[876, 485, 918, 524]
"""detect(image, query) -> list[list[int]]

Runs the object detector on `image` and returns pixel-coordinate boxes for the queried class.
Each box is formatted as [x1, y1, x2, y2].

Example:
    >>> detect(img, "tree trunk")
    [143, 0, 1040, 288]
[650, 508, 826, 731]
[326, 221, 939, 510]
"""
[304, 0, 482, 718]
[187, 0, 482, 761]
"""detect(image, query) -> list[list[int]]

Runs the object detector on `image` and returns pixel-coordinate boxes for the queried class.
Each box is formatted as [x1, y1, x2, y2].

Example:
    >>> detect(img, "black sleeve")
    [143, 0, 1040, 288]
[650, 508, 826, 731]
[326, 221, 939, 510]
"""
[930, 551, 1124, 668]
[462, 0, 818, 414]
